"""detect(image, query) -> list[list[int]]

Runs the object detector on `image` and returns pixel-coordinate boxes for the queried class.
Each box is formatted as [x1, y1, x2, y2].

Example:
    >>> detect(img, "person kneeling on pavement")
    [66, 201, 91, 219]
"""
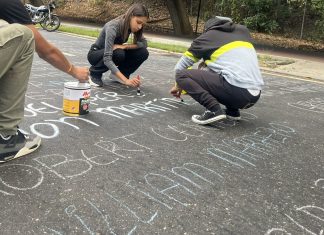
[87, 3, 149, 87]
[0, 0, 89, 163]
[170, 16, 264, 125]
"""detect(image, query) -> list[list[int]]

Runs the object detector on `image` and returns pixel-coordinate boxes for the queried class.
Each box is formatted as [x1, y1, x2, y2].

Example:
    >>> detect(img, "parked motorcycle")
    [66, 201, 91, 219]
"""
[25, 1, 61, 32]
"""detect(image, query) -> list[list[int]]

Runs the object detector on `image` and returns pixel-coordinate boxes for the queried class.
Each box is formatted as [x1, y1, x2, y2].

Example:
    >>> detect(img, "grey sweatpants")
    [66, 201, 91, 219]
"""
[176, 69, 260, 112]
[0, 20, 35, 135]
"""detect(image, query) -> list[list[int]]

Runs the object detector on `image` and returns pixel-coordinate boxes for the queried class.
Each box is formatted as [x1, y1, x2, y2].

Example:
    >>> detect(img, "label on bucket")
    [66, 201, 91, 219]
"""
[63, 82, 91, 115]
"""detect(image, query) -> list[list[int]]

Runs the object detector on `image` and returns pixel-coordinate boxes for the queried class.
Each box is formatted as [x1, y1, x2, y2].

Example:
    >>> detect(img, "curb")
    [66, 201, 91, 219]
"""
[261, 68, 324, 84]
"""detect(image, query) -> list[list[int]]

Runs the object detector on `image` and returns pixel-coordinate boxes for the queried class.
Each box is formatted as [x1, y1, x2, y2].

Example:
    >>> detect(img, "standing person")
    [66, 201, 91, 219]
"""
[87, 3, 149, 87]
[0, 0, 89, 163]
[170, 16, 264, 125]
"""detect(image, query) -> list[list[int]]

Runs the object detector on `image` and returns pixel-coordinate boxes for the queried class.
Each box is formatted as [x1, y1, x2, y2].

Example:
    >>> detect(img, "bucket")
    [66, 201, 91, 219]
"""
[63, 82, 91, 116]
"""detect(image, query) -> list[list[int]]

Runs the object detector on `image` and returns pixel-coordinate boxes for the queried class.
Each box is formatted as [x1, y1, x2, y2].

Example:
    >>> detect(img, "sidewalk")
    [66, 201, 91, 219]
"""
[61, 21, 324, 83]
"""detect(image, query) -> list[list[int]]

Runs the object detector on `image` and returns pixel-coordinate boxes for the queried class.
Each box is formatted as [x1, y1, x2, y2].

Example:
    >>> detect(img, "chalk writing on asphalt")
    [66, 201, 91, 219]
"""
[315, 178, 324, 189]
[0, 122, 295, 193]
[261, 77, 323, 97]
[288, 98, 324, 113]
[3, 45, 321, 233]
[265, 204, 324, 235]
[24, 93, 188, 139]
[0, 122, 307, 235]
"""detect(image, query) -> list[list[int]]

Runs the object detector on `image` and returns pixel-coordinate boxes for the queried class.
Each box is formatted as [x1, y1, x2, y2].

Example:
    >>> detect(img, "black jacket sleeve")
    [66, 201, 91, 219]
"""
[0, 0, 33, 24]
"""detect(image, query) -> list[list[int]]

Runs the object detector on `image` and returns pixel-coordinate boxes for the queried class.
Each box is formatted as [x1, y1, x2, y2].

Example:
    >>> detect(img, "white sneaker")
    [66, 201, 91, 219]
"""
[0, 130, 41, 163]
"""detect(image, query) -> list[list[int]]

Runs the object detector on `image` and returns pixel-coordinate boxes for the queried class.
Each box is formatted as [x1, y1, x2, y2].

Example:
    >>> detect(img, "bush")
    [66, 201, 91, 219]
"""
[314, 20, 324, 40]
[243, 13, 279, 33]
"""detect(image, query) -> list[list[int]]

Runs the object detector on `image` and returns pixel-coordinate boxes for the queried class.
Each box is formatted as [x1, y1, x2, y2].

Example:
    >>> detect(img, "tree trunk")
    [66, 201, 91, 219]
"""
[165, 0, 193, 36]
[30, 0, 44, 6]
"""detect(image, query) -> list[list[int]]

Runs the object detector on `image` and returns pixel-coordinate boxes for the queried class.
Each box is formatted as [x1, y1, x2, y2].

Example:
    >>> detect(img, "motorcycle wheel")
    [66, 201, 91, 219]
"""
[40, 15, 60, 32]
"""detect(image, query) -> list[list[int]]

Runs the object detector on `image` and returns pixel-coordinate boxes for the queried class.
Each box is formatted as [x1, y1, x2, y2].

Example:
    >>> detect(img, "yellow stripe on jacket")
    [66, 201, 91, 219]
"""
[205, 41, 254, 65]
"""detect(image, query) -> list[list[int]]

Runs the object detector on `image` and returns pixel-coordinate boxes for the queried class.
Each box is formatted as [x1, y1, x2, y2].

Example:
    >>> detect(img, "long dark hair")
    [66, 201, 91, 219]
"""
[119, 3, 149, 43]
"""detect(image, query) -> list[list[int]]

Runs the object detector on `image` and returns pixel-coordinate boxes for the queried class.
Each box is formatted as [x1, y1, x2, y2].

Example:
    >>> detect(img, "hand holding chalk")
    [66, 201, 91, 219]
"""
[170, 86, 184, 102]
[136, 75, 141, 96]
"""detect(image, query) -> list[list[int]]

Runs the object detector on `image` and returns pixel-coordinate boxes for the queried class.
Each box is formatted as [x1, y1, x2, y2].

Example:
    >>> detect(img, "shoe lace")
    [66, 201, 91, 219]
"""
[17, 129, 30, 140]
[0, 133, 11, 140]
[199, 110, 212, 119]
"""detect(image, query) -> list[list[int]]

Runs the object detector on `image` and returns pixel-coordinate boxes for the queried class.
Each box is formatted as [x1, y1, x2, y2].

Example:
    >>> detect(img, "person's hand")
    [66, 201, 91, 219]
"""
[113, 44, 126, 50]
[198, 61, 207, 70]
[170, 86, 182, 98]
[71, 66, 89, 82]
[124, 77, 140, 87]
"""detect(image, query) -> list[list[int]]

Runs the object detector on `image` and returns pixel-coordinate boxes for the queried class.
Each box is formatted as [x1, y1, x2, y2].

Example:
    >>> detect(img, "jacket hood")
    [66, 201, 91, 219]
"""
[204, 16, 234, 33]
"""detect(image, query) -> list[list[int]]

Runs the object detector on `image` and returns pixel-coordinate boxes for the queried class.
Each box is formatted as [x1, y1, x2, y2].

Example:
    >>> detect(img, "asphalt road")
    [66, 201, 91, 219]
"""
[0, 31, 323, 235]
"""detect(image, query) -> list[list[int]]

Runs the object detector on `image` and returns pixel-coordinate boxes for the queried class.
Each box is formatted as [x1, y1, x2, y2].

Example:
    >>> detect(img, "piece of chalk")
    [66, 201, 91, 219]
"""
[136, 75, 141, 95]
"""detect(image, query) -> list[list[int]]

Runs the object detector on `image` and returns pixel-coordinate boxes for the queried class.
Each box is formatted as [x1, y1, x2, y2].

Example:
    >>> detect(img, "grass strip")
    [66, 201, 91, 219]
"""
[58, 24, 295, 68]
[58, 25, 187, 53]
[59, 25, 100, 38]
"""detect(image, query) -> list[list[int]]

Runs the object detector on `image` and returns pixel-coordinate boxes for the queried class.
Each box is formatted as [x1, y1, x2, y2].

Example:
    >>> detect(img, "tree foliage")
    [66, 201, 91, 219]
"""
[186, 0, 324, 39]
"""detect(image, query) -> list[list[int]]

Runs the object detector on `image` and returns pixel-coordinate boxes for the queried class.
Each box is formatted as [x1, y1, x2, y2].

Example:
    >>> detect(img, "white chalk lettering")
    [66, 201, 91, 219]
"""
[296, 205, 324, 222]
[112, 134, 152, 151]
[95, 98, 185, 120]
[30, 123, 59, 139]
[151, 127, 187, 142]
[26, 103, 58, 114]
[25, 91, 53, 100]
[288, 98, 324, 113]
[315, 179, 324, 189]
[34, 154, 92, 180]
[285, 213, 319, 235]
[24, 107, 38, 117]
[0, 164, 44, 195]
[126, 181, 173, 210]
[145, 173, 194, 206]
[45, 117, 100, 130]
[65, 205, 96, 235]
[85, 199, 116, 235]
[171, 163, 223, 190]
[105, 192, 158, 224]
[265, 228, 291, 235]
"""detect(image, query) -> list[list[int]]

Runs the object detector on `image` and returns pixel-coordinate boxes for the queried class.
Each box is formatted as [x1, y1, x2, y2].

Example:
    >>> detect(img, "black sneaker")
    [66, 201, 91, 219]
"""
[89, 72, 103, 87]
[192, 109, 226, 125]
[225, 109, 241, 121]
[0, 130, 41, 163]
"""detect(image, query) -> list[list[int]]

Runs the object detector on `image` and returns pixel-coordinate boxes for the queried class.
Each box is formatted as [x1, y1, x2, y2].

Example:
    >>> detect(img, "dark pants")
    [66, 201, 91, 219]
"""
[176, 69, 260, 112]
[87, 45, 149, 78]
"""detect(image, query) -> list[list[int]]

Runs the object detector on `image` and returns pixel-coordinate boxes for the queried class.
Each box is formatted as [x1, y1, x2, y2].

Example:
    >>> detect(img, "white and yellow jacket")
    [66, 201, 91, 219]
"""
[175, 18, 264, 90]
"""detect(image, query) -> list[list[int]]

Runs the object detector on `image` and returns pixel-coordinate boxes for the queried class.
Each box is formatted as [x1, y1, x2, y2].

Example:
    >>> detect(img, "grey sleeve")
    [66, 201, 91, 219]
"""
[174, 55, 195, 72]
[103, 25, 119, 74]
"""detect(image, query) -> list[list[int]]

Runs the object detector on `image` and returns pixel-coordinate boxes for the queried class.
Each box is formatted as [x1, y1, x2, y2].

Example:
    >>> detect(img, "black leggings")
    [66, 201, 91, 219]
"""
[87, 44, 149, 78]
[176, 69, 260, 111]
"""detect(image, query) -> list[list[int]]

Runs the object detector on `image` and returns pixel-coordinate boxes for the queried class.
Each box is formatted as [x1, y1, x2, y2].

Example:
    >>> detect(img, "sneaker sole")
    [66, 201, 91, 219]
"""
[89, 79, 103, 87]
[1, 136, 41, 163]
[226, 115, 241, 121]
[191, 114, 227, 125]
